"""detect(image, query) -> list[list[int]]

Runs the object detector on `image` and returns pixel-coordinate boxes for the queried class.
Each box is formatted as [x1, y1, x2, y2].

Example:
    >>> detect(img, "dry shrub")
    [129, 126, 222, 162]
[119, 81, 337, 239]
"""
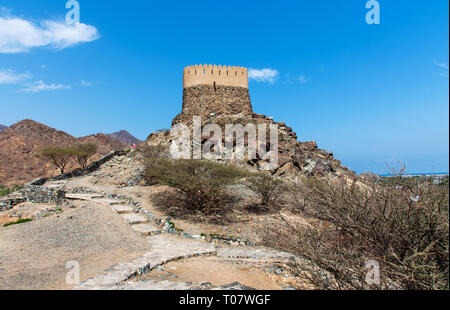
[144, 155, 247, 213]
[264, 175, 449, 290]
[73, 143, 98, 169]
[243, 172, 287, 208]
[151, 189, 235, 224]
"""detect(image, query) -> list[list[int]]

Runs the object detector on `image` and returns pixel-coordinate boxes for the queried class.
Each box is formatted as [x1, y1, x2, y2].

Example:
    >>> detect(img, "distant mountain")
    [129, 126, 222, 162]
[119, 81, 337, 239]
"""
[107, 130, 141, 146]
[0, 125, 7, 131]
[0, 119, 126, 185]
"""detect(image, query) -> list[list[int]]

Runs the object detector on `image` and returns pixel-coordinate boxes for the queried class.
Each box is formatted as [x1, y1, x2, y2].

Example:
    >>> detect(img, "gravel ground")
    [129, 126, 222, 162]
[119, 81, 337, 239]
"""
[0, 203, 152, 290]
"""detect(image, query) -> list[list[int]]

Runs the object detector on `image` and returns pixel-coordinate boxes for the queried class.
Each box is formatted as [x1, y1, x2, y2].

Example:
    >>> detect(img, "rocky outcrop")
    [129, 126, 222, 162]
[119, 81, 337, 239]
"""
[360, 172, 382, 183]
[150, 113, 354, 179]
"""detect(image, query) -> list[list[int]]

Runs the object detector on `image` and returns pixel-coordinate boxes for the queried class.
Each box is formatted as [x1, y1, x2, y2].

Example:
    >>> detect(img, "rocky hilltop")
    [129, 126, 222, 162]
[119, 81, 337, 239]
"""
[0, 119, 126, 185]
[149, 113, 354, 180]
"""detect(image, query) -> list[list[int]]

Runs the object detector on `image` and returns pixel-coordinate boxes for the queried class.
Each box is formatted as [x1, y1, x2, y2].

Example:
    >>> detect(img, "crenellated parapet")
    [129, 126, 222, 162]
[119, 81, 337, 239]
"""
[183, 64, 248, 89]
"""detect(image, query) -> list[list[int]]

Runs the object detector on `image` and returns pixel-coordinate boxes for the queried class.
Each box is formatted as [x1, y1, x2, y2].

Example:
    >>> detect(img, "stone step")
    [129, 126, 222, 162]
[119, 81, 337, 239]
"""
[216, 246, 297, 261]
[65, 193, 104, 200]
[131, 223, 161, 236]
[146, 235, 216, 257]
[94, 198, 126, 206]
[111, 205, 135, 214]
[115, 280, 190, 290]
[121, 213, 149, 225]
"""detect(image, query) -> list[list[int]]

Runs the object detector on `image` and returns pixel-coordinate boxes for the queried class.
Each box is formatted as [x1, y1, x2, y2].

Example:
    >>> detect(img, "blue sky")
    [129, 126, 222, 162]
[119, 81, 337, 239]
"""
[0, 0, 448, 174]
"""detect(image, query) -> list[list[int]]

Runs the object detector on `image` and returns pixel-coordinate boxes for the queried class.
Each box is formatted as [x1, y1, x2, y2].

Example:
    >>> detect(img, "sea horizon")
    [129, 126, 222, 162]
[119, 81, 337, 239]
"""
[377, 172, 449, 177]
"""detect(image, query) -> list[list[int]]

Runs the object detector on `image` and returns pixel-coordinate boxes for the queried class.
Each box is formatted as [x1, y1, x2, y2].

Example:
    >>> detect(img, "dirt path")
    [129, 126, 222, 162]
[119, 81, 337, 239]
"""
[134, 256, 283, 290]
[0, 203, 152, 290]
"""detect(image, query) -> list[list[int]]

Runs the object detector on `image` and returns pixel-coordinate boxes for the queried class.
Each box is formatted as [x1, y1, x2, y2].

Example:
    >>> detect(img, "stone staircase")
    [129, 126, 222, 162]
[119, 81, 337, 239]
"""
[68, 192, 216, 289]
[66, 191, 298, 290]
[86, 195, 162, 237]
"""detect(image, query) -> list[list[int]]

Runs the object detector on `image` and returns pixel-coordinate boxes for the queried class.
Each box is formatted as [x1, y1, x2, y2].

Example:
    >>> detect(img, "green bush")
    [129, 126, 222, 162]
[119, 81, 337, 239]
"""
[144, 157, 247, 211]
[0, 185, 23, 197]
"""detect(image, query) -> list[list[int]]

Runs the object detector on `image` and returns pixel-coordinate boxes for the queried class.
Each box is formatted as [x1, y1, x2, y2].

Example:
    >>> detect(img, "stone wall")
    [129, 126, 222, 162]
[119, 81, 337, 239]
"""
[183, 64, 248, 88]
[21, 186, 66, 204]
[28, 149, 129, 186]
[173, 85, 253, 125]
[0, 196, 26, 212]
[0, 186, 66, 212]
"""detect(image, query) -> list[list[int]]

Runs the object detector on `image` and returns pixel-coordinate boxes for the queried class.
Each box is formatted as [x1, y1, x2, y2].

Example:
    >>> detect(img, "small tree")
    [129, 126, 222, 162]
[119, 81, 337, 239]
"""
[244, 172, 286, 207]
[38, 146, 76, 174]
[73, 143, 98, 169]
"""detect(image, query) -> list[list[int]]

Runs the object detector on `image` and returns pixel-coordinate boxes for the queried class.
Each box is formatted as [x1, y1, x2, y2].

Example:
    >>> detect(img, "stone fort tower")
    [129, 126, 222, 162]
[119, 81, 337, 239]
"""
[172, 64, 253, 125]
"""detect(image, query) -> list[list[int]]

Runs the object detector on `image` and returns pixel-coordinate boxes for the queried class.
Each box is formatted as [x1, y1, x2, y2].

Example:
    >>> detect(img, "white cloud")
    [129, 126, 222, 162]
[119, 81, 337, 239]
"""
[286, 73, 311, 85]
[0, 69, 30, 84]
[433, 59, 449, 70]
[80, 80, 93, 87]
[298, 75, 310, 84]
[433, 59, 449, 78]
[0, 15, 100, 53]
[18, 80, 71, 93]
[248, 68, 279, 84]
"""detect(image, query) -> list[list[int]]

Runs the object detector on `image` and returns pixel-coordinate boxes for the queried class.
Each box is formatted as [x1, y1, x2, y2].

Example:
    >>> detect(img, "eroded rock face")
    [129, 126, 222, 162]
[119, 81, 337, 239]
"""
[172, 85, 253, 125]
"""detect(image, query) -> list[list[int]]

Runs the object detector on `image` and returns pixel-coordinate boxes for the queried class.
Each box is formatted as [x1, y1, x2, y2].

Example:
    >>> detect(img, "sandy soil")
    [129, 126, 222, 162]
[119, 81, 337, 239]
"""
[0, 202, 152, 290]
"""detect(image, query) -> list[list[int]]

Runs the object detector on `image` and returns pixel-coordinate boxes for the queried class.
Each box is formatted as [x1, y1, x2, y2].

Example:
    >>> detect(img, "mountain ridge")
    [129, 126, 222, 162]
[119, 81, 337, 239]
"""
[107, 130, 141, 145]
[0, 119, 126, 185]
